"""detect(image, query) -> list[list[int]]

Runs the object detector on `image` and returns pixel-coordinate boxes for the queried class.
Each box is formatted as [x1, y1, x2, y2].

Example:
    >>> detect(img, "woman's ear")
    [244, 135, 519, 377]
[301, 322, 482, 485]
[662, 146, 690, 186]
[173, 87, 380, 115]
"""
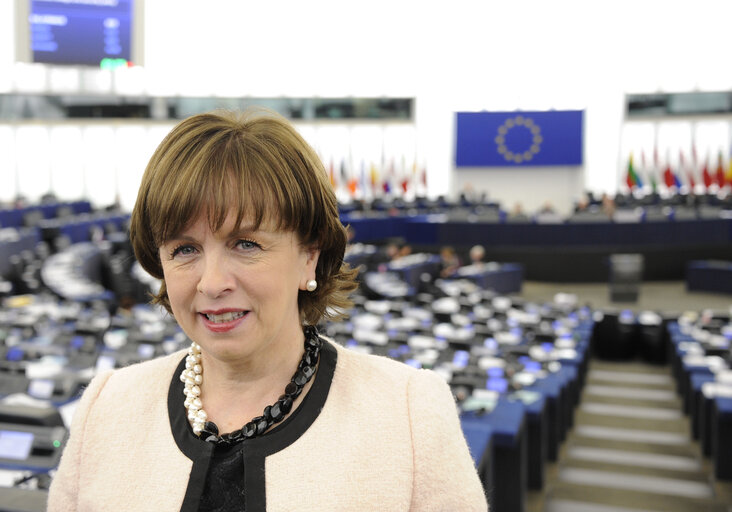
[299, 246, 321, 290]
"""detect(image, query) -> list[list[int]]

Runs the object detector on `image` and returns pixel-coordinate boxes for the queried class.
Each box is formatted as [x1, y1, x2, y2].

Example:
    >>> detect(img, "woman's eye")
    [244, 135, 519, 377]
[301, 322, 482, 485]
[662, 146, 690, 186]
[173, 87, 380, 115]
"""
[171, 245, 196, 258]
[236, 239, 260, 251]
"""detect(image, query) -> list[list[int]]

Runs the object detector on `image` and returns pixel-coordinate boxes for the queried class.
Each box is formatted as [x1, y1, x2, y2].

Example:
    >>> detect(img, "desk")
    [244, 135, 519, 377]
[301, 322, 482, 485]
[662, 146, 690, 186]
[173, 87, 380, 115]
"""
[0, 230, 41, 277]
[521, 393, 547, 490]
[526, 375, 563, 461]
[454, 263, 524, 294]
[460, 417, 493, 503]
[691, 373, 716, 440]
[713, 397, 732, 480]
[686, 260, 732, 295]
[344, 215, 732, 281]
[462, 399, 527, 512]
[0, 202, 91, 228]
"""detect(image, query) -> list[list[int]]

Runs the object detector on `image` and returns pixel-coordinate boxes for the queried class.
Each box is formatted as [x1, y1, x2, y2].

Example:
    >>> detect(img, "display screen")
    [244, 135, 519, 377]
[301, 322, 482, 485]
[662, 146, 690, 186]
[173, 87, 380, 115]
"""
[0, 430, 35, 461]
[28, 378, 55, 399]
[29, 0, 134, 66]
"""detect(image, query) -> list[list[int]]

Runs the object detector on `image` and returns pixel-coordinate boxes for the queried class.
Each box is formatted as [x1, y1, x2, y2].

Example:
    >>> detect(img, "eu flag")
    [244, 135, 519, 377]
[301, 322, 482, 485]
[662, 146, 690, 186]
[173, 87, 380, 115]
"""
[455, 110, 583, 167]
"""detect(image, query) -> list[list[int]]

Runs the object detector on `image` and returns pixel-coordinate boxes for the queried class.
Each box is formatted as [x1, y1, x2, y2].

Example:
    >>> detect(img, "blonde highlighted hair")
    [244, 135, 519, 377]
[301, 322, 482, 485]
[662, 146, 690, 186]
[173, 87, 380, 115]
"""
[129, 109, 357, 325]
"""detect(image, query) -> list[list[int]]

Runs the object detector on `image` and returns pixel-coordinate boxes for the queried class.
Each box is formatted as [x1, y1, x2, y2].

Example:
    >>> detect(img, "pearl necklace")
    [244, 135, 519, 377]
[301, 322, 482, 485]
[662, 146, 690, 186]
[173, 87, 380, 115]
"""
[180, 326, 322, 444]
[180, 342, 207, 435]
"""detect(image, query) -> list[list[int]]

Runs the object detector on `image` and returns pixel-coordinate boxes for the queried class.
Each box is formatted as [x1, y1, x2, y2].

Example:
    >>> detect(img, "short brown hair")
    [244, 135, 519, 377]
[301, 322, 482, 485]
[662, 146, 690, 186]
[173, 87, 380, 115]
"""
[129, 109, 358, 325]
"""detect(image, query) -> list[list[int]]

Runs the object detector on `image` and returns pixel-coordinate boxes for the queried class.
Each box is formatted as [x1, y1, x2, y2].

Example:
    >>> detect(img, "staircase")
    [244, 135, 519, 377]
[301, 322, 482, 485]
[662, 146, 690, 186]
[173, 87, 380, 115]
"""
[537, 359, 732, 512]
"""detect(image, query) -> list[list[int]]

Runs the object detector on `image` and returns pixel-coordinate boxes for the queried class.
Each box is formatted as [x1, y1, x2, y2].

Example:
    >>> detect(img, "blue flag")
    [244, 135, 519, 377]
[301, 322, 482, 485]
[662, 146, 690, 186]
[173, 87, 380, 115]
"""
[456, 110, 583, 167]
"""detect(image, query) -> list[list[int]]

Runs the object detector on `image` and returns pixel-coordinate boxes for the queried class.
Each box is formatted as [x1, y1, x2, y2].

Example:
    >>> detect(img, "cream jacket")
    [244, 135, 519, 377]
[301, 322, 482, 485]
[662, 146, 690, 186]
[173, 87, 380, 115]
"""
[48, 339, 488, 511]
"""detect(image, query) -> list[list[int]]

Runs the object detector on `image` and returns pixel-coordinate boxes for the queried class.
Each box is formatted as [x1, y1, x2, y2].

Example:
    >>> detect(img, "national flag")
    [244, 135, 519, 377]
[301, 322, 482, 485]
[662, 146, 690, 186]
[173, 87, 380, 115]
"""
[640, 151, 652, 190]
[369, 163, 379, 193]
[396, 155, 410, 195]
[690, 143, 700, 191]
[679, 151, 695, 190]
[400, 160, 411, 194]
[347, 177, 358, 197]
[702, 157, 713, 189]
[648, 146, 660, 193]
[716, 152, 726, 187]
[382, 179, 391, 195]
[343, 159, 358, 197]
[340, 159, 348, 184]
[359, 160, 368, 197]
[625, 153, 643, 189]
[328, 159, 336, 189]
[663, 163, 678, 189]
[381, 158, 393, 195]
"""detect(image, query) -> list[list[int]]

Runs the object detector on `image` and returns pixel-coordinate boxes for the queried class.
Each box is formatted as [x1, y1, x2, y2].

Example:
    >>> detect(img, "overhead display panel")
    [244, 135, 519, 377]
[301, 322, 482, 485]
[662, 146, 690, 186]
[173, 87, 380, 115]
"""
[28, 0, 135, 67]
[626, 91, 732, 118]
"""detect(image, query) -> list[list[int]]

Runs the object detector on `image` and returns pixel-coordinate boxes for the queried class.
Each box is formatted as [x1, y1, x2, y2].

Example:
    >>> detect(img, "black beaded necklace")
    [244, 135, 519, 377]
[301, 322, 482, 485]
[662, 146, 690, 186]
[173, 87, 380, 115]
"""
[194, 325, 322, 445]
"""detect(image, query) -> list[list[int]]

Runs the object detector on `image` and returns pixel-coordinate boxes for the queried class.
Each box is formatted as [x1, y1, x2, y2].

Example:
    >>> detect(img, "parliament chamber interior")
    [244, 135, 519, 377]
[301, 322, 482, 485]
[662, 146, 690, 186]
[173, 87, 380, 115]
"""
[1, 1, 732, 511]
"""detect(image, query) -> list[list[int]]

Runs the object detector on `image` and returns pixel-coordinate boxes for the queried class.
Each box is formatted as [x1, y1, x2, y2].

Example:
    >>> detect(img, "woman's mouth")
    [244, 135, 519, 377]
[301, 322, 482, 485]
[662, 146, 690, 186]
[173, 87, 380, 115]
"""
[203, 311, 247, 324]
[199, 310, 249, 332]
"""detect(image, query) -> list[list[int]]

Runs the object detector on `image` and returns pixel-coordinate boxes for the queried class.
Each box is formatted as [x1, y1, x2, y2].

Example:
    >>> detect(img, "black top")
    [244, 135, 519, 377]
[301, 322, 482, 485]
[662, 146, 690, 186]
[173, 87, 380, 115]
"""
[166, 340, 337, 512]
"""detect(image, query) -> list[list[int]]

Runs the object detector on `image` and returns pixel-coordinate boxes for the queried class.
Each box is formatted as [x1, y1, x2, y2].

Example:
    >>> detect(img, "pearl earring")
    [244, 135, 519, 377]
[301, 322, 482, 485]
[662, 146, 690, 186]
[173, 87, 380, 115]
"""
[306, 279, 317, 292]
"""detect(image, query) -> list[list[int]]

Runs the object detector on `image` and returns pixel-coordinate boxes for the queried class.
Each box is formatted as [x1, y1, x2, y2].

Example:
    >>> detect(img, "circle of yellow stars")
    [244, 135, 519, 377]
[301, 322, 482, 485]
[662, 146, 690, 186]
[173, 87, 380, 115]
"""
[494, 115, 543, 163]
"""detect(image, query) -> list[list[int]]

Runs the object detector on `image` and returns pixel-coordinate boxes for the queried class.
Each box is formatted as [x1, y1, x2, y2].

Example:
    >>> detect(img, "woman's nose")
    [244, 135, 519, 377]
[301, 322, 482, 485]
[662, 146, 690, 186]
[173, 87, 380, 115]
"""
[196, 252, 235, 298]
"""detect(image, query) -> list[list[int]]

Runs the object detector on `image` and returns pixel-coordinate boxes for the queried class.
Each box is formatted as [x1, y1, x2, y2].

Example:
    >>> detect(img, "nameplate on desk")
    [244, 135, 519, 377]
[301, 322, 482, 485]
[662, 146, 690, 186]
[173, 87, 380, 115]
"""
[462, 396, 498, 414]
[702, 382, 732, 399]
[510, 390, 543, 406]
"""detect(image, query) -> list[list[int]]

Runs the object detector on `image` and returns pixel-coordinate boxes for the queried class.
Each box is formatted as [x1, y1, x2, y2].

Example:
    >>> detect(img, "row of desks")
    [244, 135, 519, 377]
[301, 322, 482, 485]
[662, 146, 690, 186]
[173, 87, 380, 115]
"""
[343, 214, 732, 248]
[669, 321, 732, 481]
[0, 202, 91, 229]
[460, 323, 591, 511]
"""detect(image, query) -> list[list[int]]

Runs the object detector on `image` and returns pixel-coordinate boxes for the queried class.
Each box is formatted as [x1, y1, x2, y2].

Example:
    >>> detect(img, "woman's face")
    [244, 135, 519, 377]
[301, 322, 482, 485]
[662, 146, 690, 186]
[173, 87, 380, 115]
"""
[158, 209, 319, 365]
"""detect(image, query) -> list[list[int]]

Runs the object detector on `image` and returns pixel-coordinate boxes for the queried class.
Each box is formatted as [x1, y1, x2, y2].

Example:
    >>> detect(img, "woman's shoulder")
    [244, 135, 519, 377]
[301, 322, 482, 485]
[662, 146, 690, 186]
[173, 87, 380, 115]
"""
[330, 340, 413, 375]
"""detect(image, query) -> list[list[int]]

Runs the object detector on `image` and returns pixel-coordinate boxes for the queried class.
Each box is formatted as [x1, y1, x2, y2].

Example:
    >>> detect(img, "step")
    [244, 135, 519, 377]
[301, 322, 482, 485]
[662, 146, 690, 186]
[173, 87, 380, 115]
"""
[578, 393, 683, 410]
[574, 409, 688, 434]
[580, 401, 683, 421]
[590, 361, 671, 375]
[546, 481, 728, 512]
[572, 425, 691, 445]
[564, 446, 702, 473]
[561, 457, 708, 483]
[567, 431, 699, 459]
[546, 498, 685, 512]
[583, 385, 678, 402]
[587, 369, 675, 386]
[587, 369, 675, 388]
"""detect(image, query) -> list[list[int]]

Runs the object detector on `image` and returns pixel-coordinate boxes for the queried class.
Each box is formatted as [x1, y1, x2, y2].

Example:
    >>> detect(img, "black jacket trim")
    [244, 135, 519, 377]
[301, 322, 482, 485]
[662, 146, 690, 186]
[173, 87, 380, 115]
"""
[168, 339, 337, 512]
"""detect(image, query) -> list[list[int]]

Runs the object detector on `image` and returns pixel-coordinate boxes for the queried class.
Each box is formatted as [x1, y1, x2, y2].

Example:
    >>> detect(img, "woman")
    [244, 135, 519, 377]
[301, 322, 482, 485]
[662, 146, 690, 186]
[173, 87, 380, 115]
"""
[47, 110, 488, 511]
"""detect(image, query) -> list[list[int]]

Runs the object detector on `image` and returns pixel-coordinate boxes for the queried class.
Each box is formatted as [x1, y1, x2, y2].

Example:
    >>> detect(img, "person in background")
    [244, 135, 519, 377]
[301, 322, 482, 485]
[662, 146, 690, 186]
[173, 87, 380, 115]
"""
[469, 244, 486, 267]
[601, 193, 616, 218]
[47, 109, 488, 511]
[438, 245, 461, 278]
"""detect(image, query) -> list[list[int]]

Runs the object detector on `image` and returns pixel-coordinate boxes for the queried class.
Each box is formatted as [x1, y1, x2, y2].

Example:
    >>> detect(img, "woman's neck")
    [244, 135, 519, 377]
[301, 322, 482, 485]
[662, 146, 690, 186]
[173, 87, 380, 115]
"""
[196, 326, 309, 435]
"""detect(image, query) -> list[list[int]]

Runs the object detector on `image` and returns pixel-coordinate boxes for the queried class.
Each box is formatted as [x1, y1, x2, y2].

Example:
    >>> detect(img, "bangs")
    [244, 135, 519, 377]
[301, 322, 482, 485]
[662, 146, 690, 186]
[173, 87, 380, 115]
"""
[148, 128, 312, 245]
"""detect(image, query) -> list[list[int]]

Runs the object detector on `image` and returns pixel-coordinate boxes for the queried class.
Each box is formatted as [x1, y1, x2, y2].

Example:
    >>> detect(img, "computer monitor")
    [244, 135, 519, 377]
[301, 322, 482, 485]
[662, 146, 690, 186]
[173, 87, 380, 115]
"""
[15, 0, 145, 67]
